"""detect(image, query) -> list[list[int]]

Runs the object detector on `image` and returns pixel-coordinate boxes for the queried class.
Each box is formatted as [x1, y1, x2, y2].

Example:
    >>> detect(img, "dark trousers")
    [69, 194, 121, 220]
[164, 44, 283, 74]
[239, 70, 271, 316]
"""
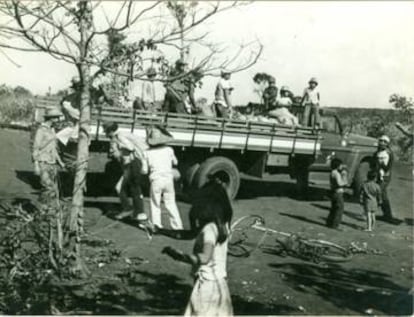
[326, 191, 344, 228]
[302, 104, 320, 127]
[379, 181, 394, 220]
[163, 90, 187, 113]
[120, 158, 144, 217]
[214, 103, 231, 118]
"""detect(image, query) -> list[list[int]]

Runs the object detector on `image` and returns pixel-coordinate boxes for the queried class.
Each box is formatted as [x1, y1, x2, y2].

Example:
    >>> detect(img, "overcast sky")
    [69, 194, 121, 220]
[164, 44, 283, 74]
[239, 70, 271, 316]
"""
[1, 1, 413, 108]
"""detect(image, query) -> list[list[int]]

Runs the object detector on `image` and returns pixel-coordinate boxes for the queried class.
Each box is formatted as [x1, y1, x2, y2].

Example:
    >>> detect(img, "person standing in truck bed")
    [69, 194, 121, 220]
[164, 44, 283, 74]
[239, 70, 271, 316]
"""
[213, 69, 234, 118]
[163, 59, 196, 114]
[300, 77, 320, 128]
[262, 76, 278, 112]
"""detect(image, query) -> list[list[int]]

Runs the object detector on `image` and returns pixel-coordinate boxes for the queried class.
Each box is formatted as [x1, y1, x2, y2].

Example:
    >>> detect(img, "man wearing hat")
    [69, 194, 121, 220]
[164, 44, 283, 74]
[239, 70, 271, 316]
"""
[300, 77, 320, 128]
[144, 125, 183, 231]
[373, 135, 400, 224]
[213, 69, 234, 118]
[262, 76, 278, 112]
[61, 76, 81, 124]
[32, 108, 65, 212]
[163, 59, 196, 114]
[103, 121, 149, 226]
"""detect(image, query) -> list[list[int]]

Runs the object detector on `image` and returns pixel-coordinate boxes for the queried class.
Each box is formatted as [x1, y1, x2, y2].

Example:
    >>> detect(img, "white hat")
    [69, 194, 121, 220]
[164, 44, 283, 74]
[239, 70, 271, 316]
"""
[378, 135, 390, 144]
[220, 68, 231, 75]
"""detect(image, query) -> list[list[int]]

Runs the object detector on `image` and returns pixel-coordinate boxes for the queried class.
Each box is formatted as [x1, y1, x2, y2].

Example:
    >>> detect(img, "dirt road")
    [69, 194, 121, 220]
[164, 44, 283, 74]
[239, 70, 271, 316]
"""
[0, 128, 412, 315]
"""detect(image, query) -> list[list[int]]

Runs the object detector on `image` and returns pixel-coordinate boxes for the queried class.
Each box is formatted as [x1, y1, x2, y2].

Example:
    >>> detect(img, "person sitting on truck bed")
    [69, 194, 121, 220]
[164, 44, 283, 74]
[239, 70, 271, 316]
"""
[163, 59, 196, 114]
[300, 77, 320, 128]
[267, 86, 299, 127]
[213, 69, 234, 118]
[262, 77, 278, 112]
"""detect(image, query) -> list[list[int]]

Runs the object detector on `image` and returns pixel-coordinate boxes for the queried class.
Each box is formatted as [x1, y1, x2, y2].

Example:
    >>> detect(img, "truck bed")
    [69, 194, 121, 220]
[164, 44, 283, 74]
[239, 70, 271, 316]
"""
[34, 97, 322, 156]
[90, 106, 322, 156]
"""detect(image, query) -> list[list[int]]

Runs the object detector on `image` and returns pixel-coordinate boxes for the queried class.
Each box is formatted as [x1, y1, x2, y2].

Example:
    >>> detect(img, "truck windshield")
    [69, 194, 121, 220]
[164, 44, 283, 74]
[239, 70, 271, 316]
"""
[320, 115, 342, 134]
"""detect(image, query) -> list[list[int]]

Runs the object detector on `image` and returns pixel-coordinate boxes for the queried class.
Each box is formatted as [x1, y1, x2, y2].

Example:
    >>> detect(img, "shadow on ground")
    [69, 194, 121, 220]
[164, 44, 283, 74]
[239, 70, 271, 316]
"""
[52, 268, 294, 315]
[237, 178, 328, 201]
[269, 262, 413, 315]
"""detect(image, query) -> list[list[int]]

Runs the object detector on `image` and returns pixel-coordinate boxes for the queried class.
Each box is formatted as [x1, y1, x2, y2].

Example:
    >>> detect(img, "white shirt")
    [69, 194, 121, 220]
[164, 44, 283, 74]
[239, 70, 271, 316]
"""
[193, 222, 228, 281]
[277, 96, 293, 107]
[145, 146, 177, 181]
[302, 87, 320, 105]
[214, 78, 232, 106]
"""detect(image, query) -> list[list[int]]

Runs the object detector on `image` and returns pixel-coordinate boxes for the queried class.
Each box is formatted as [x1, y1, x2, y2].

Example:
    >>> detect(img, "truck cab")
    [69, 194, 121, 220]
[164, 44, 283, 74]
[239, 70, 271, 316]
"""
[310, 109, 378, 194]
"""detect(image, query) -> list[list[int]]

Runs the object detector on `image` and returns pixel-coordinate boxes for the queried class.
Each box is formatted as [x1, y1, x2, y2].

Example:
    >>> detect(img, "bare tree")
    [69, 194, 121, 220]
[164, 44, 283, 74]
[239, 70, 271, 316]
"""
[0, 0, 262, 275]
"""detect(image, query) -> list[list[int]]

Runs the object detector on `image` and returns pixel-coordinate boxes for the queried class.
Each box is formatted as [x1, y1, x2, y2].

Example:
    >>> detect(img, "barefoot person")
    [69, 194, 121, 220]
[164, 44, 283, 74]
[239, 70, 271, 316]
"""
[144, 126, 183, 231]
[32, 108, 65, 212]
[162, 179, 233, 316]
[359, 170, 382, 232]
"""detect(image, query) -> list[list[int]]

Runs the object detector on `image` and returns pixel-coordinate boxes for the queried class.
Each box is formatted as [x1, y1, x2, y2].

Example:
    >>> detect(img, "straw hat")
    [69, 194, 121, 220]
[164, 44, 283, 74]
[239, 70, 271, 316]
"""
[147, 125, 173, 146]
[44, 108, 63, 118]
[281, 85, 290, 92]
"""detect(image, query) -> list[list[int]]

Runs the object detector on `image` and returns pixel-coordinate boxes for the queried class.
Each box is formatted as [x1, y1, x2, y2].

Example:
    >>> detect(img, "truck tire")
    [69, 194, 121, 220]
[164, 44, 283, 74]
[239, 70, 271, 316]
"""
[353, 161, 371, 199]
[193, 157, 240, 200]
[183, 163, 200, 188]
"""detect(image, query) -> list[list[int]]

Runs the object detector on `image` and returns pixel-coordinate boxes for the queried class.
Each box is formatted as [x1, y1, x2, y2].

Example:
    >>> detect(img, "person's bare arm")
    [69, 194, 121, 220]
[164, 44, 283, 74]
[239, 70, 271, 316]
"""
[162, 241, 214, 266]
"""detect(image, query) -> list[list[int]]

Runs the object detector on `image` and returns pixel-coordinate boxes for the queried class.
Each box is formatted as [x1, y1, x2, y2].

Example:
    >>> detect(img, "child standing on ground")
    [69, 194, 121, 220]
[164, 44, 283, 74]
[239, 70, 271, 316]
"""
[145, 126, 183, 231]
[326, 158, 348, 229]
[162, 179, 233, 316]
[359, 170, 382, 231]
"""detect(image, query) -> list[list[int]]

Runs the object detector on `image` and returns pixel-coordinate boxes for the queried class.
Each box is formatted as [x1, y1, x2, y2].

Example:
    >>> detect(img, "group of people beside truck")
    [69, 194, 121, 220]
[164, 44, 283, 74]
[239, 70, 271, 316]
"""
[326, 134, 400, 232]
[32, 107, 234, 316]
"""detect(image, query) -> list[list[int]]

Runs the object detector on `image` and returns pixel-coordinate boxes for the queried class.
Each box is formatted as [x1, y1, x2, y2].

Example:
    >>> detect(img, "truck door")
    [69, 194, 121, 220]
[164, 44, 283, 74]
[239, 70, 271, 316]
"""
[310, 114, 344, 171]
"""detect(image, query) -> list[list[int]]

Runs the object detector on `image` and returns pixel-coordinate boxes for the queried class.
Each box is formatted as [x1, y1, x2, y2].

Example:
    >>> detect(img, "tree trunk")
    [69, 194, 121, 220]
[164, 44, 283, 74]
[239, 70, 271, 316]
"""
[69, 62, 90, 276]
[69, 2, 92, 276]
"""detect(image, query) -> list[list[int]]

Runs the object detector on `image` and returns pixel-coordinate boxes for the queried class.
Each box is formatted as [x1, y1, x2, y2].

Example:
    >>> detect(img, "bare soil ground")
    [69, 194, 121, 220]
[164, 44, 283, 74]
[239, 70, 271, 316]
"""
[0, 128, 413, 315]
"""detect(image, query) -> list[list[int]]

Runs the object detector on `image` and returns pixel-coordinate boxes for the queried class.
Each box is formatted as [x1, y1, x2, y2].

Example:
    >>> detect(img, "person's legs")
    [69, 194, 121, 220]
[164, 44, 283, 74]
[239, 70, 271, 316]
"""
[364, 209, 370, 231]
[326, 195, 336, 227]
[380, 182, 394, 220]
[39, 162, 59, 212]
[163, 177, 183, 230]
[372, 212, 376, 230]
[302, 104, 311, 126]
[150, 178, 163, 228]
[118, 164, 131, 217]
[129, 159, 145, 219]
[312, 104, 320, 127]
[332, 193, 344, 228]
[215, 103, 230, 118]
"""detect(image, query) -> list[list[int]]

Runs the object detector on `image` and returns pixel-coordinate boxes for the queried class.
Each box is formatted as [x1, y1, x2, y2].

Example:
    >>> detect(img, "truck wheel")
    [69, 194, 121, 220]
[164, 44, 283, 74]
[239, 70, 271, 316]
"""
[183, 163, 200, 187]
[353, 161, 371, 199]
[193, 157, 240, 200]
